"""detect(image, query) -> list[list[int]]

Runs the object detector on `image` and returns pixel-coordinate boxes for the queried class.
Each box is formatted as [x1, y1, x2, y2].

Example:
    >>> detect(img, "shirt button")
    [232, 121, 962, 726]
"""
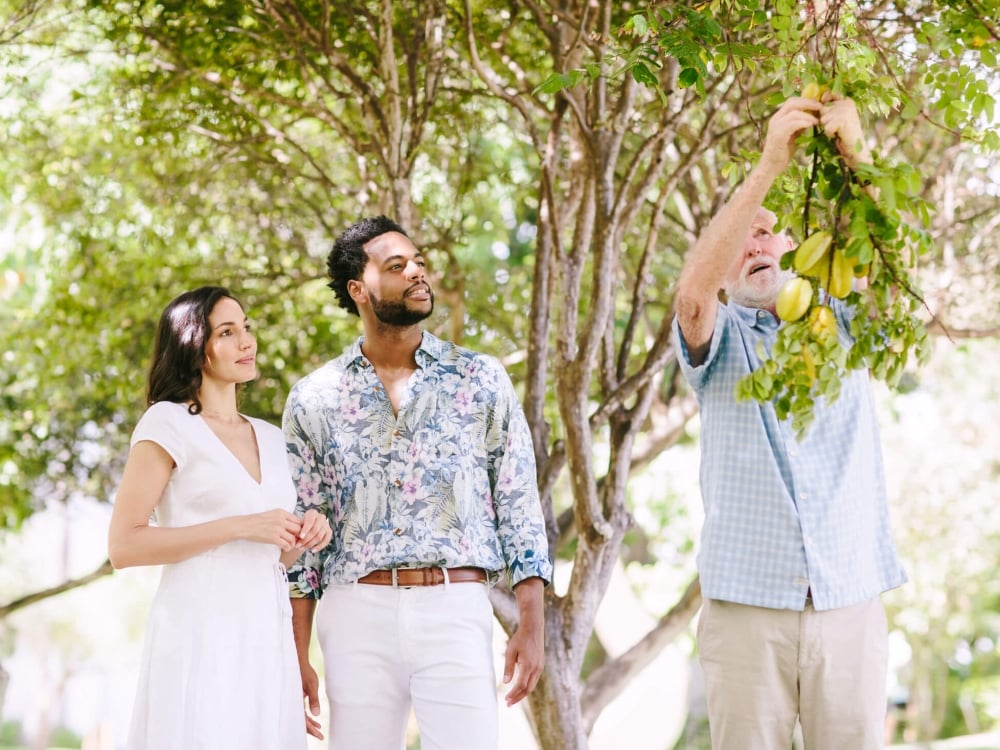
[394, 527, 403, 535]
[394, 479, 402, 487]
[393, 429, 401, 437]
[799, 493, 808, 501]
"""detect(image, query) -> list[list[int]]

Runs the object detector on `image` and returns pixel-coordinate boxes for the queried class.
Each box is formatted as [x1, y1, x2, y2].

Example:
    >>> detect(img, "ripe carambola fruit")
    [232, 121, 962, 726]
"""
[792, 231, 833, 275]
[808, 304, 837, 342]
[800, 254, 830, 288]
[776, 277, 813, 322]
[802, 347, 817, 385]
[802, 82, 827, 101]
[828, 249, 855, 298]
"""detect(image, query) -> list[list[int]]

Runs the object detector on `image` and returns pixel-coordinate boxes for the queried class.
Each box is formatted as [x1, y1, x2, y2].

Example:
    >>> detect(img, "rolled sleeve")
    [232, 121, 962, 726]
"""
[283, 392, 331, 600]
[673, 305, 728, 391]
[485, 364, 553, 588]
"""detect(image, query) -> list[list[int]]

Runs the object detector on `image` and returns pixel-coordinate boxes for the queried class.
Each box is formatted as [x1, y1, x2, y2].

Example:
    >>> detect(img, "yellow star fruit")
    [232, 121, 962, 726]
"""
[776, 277, 813, 322]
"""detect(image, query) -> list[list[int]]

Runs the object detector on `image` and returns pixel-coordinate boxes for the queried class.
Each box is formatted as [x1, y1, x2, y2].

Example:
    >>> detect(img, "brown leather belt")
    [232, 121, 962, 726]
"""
[357, 566, 487, 587]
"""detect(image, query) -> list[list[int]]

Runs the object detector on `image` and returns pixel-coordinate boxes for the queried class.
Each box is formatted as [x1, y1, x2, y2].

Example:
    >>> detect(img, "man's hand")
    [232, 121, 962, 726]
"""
[759, 96, 823, 177]
[503, 577, 545, 706]
[503, 620, 543, 706]
[300, 659, 324, 740]
[296, 508, 333, 552]
[818, 95, 872, 169]
[291, 598, 321, 738]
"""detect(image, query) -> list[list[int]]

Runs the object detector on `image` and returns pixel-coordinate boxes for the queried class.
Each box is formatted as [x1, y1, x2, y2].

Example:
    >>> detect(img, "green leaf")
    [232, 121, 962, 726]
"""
[678, 67, 699, 89]
[632, 62, 659, 87]
[533, 71, 584, 96]
[752, 377, 769, 401]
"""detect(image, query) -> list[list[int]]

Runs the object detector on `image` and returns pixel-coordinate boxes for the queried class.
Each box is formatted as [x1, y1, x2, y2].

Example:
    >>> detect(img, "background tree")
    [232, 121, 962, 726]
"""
[1, 1, 997, 747]
[878, 339, 1000, 740]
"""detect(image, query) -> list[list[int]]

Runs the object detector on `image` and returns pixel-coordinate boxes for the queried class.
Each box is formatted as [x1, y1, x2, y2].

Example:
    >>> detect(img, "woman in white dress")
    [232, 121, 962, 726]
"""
[108, 286, 331, 750]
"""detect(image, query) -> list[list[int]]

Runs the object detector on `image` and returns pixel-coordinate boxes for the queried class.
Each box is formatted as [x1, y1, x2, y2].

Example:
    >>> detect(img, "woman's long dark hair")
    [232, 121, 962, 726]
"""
[146, 286, 242, 414]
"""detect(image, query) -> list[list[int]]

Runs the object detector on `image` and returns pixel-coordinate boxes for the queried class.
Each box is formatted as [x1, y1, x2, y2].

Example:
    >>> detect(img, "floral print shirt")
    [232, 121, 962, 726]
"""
[284, 332, 553, 597]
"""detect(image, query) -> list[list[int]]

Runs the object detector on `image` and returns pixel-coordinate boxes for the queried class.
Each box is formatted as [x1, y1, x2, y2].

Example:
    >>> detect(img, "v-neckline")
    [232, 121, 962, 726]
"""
[196, 412, 264, 487]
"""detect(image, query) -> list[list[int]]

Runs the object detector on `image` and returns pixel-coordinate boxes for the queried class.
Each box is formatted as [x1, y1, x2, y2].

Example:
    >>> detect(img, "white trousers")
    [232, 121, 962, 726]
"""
[698, 597, 888, 750]
[315, 580, 498, 750]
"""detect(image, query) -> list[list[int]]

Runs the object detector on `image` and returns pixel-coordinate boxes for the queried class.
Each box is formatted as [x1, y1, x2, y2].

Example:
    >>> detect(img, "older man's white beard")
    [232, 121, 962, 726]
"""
[727, 267, 793, 310]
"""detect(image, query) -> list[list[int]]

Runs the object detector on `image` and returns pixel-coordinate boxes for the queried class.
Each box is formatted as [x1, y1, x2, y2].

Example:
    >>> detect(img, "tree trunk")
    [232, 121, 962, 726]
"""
[530, 608, 590, 750]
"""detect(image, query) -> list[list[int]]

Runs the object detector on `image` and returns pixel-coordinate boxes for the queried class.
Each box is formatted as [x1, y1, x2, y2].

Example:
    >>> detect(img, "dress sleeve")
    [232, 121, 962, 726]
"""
[131, 402, 188, 469]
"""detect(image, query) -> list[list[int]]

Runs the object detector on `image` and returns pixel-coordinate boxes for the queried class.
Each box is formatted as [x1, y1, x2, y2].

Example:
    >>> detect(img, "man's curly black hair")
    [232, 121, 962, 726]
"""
[326, 215, 408, 316]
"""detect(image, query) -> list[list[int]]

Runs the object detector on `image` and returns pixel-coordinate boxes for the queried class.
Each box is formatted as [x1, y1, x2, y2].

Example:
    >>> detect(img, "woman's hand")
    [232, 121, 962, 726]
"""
[241, 509, 303, 551]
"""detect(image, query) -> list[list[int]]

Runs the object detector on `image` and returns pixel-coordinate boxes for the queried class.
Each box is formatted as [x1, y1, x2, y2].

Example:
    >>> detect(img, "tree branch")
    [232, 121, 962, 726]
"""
[925, 320, 1000, 339]
[580, 575, 702, 730]
[461, 0, 545, 153]
[0, 559, 114, 620]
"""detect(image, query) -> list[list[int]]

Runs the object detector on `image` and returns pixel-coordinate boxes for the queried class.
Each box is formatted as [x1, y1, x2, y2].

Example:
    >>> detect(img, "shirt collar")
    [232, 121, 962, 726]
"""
[731, 302, 778, 331]
[346, 330, 444, 369]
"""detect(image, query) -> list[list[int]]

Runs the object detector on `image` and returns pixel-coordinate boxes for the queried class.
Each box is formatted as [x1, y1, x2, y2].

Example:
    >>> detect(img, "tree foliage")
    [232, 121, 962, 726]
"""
[0, 1, 998, 746]
[542, 0, 997, 435]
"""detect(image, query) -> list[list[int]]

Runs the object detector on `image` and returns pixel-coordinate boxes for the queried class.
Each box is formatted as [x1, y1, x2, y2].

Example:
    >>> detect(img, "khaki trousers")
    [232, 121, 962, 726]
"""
[698, 597, 888, 750]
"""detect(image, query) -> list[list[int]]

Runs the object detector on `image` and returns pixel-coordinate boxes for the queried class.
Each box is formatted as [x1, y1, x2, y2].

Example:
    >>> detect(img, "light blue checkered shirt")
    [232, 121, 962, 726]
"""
[673, 302, 907, 611]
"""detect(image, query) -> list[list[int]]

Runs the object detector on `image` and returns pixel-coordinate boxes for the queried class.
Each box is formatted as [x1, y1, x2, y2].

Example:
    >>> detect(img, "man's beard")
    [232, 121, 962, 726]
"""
[370, 290, 434, 327]
[727, 267, 792, 309]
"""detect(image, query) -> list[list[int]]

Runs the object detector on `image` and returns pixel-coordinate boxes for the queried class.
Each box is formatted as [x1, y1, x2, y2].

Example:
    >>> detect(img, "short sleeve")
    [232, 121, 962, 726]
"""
[131, 401, 189, 469]
[673, 303, 729, 392]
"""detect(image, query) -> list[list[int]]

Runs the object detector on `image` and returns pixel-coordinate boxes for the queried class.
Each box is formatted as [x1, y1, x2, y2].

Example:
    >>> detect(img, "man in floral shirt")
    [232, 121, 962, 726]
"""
[284, 215, 553, 750]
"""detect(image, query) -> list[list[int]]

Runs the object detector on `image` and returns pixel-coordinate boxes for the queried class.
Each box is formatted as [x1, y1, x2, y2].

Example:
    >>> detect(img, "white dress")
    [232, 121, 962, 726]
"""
[125, 401, 306, 750]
